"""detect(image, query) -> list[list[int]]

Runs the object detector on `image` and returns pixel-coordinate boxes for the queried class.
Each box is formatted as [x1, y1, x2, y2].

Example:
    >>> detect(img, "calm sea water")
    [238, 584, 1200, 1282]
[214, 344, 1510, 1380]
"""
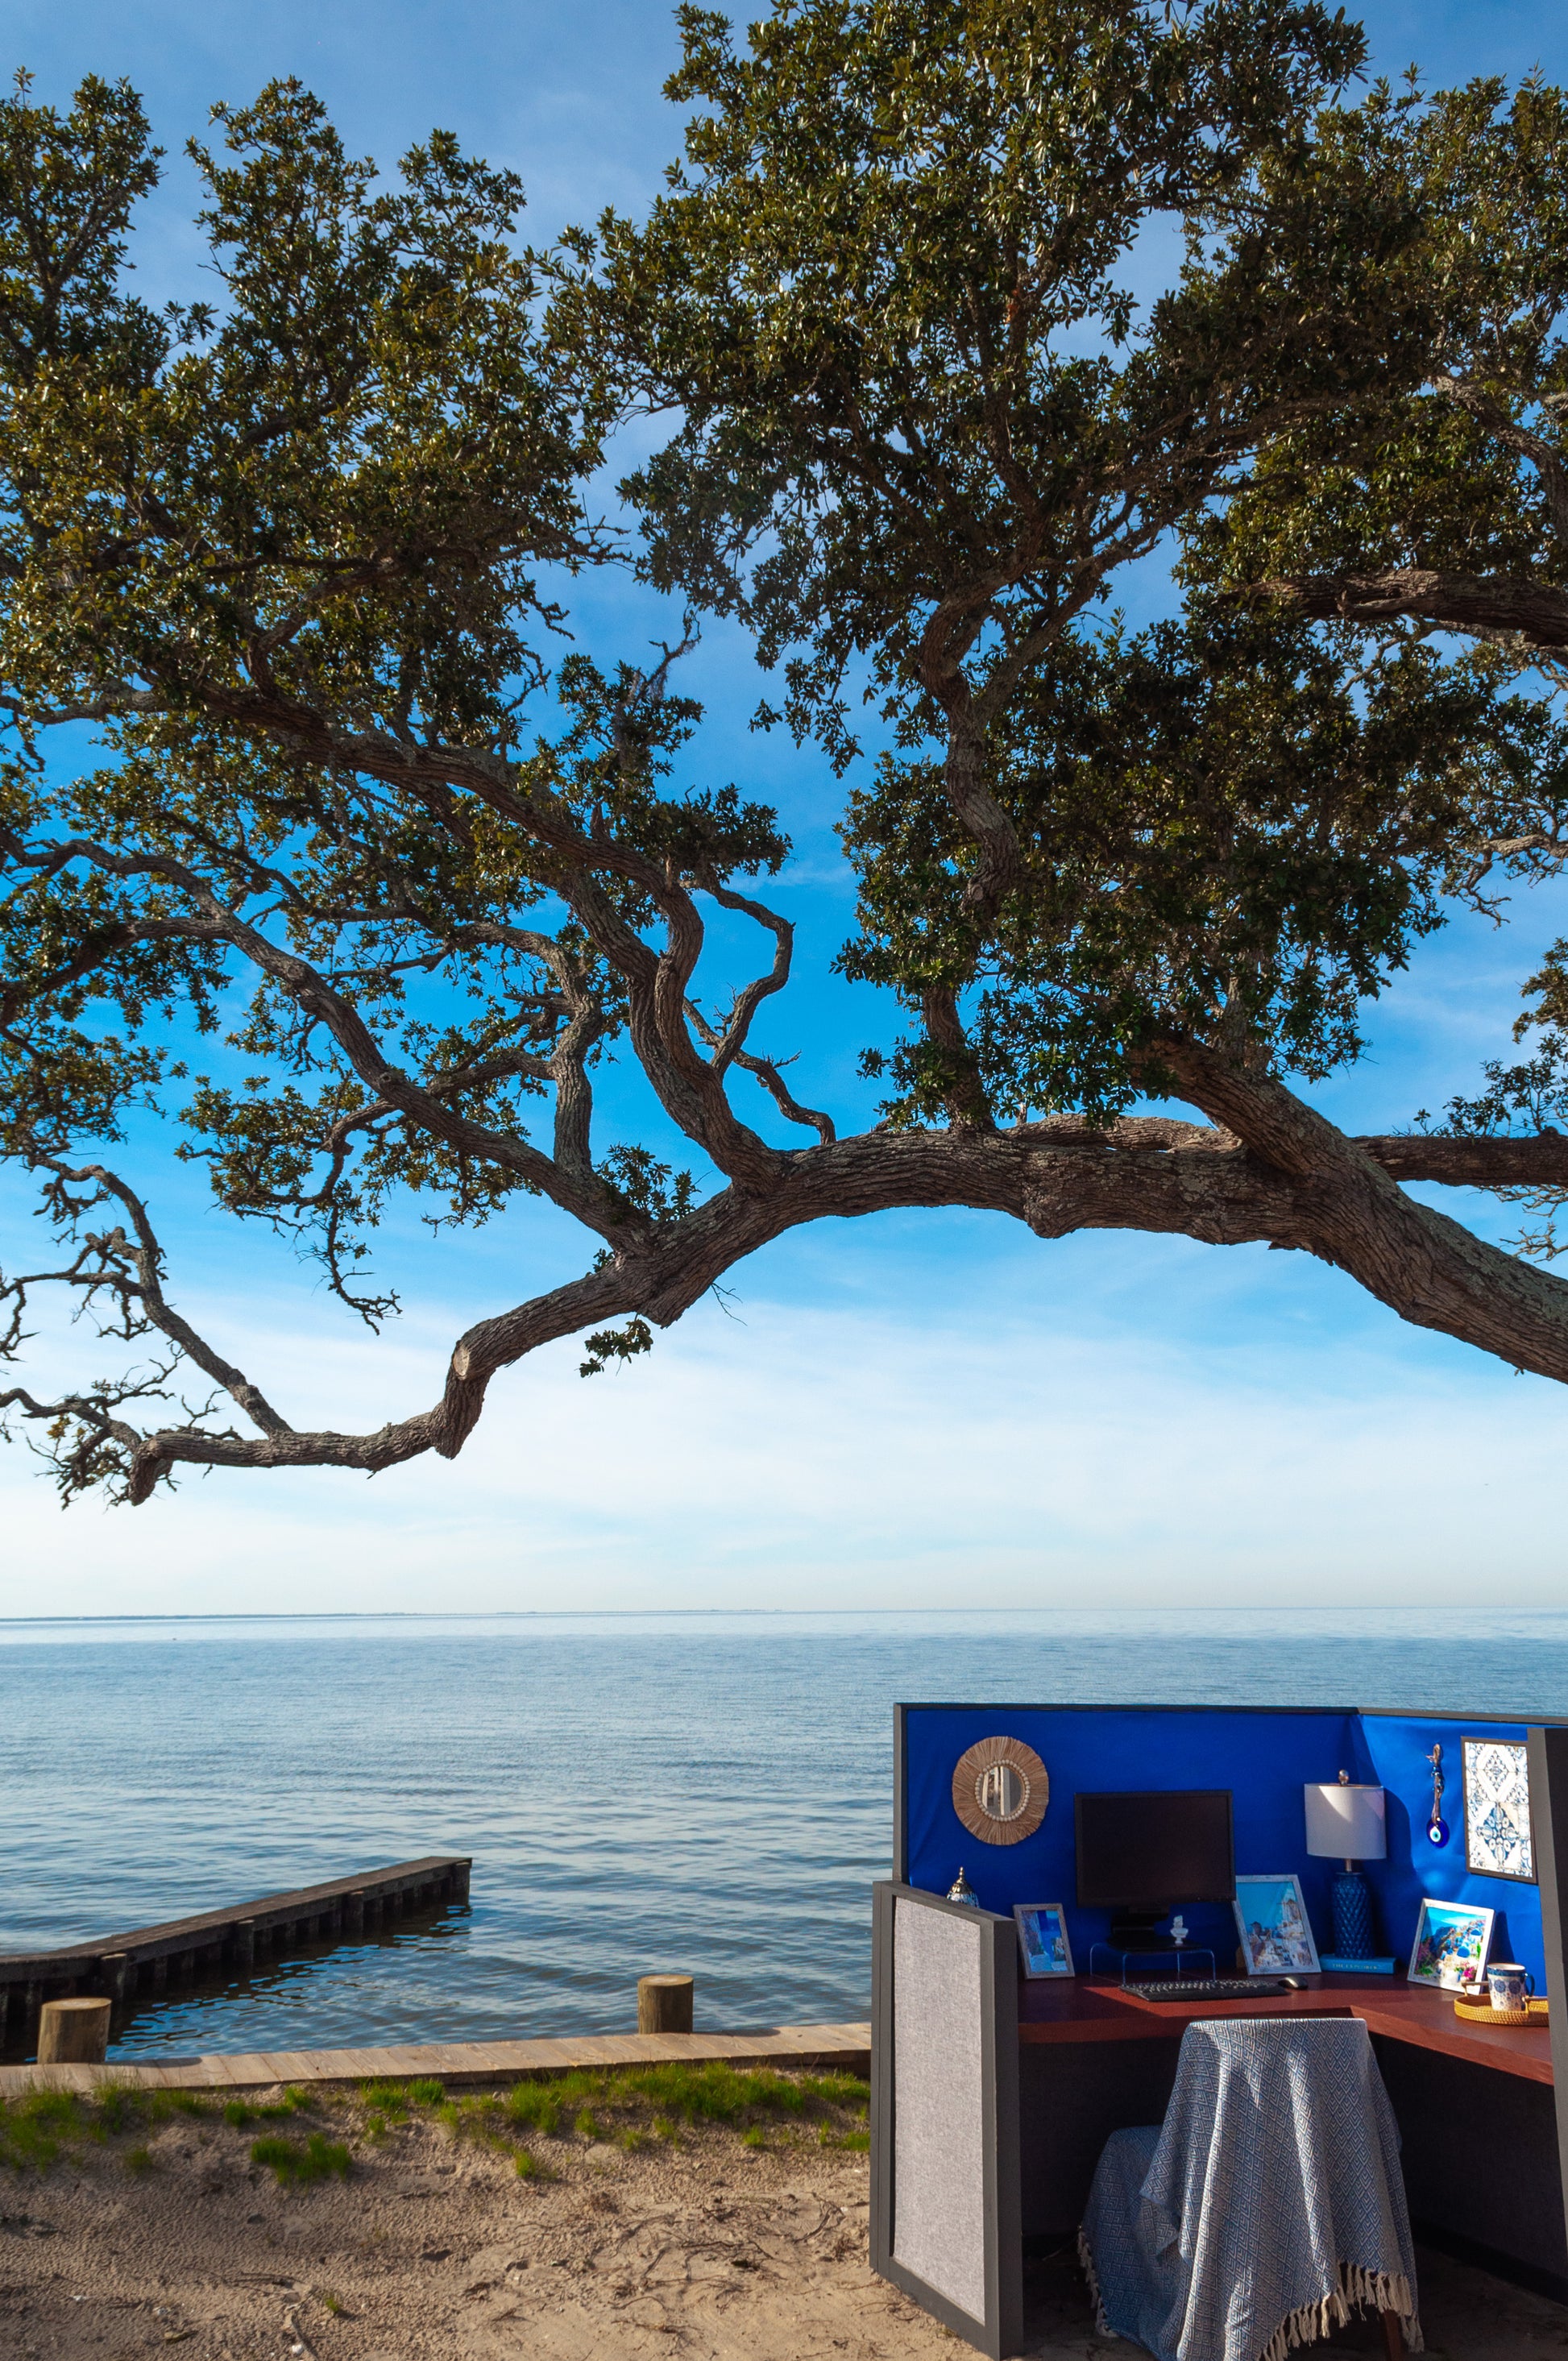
[3, 1609, 1568, 2062]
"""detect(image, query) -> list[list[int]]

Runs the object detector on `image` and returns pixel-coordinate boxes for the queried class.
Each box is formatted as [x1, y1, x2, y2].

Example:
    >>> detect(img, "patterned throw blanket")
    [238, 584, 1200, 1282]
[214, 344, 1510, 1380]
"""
[1079, 2018, 1422, 2361]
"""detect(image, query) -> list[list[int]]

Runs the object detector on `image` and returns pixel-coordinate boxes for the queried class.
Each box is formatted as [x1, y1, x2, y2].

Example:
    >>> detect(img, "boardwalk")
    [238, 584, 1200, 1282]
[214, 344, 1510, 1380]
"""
[0, 2019, 873, 2097]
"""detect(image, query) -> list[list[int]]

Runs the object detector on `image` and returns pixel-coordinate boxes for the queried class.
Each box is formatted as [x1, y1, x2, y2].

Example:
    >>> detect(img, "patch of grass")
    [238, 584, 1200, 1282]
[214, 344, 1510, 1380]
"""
[250, 2132, 351, 2188]
[419, 2090, 553, 2181]
[148, 2090, 209, 2122]
[316, 2289, 345, 2316]
[124, 2143, 153, 2176]
[91, 2081, 140, 2139]
[222, 2100, 253, 2128]
[0, 2089, 87, 2171]
[359, 2079, 412, 2118]
[618, 2062, 863, 2127]
[502, 2083, 562, 2136]
[338, 2060, 868, 2177]
[10, 2090, 81, 2129]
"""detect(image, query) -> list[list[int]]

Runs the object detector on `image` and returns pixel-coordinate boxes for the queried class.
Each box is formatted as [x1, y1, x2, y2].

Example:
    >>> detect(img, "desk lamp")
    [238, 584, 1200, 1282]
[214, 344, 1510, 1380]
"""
[1305, 1774, 1387, 1961]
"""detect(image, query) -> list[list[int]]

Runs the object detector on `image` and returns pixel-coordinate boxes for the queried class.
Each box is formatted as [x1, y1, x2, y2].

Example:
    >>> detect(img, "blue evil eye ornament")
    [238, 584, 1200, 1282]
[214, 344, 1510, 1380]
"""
[1425, 1744, 1450, 1848]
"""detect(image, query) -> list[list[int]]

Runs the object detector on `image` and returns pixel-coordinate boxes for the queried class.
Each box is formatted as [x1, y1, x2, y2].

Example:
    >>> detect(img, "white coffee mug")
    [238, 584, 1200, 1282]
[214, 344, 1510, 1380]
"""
[1487, 1963, 1534, 2011]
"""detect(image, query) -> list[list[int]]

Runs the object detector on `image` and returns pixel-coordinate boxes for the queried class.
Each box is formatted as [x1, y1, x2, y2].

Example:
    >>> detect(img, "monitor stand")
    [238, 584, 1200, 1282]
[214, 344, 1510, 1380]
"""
[1109, 1913, 1179, 1952]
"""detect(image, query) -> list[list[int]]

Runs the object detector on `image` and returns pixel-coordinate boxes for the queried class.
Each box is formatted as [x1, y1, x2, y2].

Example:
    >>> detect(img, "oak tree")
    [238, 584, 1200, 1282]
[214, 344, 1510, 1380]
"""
[2, 2, 1567, 1505]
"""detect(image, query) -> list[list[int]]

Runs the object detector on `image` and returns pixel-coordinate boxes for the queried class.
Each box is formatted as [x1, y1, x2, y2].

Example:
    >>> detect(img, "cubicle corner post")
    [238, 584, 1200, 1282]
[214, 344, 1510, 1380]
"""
[870, 1880, 1023, 2361]
[984, 1899, 1024, 2357]
[1527, 1725, 1568, 2261]
[893, 1705, 911, 1883]
[871, 1880, 897, 2283]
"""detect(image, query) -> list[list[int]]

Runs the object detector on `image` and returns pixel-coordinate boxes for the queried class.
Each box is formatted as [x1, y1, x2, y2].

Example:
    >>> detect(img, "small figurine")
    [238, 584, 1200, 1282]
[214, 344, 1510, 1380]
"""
[947, 1867, 981, 1907]
[1170, 1915, 1189, 1948]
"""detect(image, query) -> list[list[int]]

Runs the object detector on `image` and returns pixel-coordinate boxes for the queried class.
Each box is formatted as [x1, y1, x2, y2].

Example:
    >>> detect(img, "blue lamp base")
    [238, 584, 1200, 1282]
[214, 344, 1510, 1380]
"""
[1331, 1865, 1375, 1960]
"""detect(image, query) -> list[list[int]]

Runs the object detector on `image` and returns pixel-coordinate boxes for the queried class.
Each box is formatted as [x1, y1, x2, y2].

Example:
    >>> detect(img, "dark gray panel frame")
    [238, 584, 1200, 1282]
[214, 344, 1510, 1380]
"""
[1527, 1723, 1568, 2272]
[894, 1703, 910, 1884]
[872, 1879, 1023, 2360]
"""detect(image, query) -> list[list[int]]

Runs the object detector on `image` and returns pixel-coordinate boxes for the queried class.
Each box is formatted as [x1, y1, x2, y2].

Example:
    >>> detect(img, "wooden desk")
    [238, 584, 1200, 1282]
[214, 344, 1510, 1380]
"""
[1018, 1972, 1554, 2085]
[1014, 1971, 1565, 2297]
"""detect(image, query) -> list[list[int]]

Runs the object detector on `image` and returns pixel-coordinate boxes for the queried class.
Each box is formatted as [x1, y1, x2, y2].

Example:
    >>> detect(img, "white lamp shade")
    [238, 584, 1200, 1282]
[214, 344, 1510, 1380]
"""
[1305, 1782, 1387, 1861]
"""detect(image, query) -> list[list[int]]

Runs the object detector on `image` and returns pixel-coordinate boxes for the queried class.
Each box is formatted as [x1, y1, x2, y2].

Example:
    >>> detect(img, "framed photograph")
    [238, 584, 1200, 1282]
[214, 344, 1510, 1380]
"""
[1462, 1738, 1536, 1883]
[1014, 1902, 1075, 1979]
[1234, 1873, 1321, 1975]
[1408, 1897, 1495, 1991]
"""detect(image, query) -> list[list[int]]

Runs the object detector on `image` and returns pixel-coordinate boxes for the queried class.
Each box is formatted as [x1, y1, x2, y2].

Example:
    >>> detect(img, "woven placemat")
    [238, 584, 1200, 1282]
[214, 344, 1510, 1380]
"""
[1453, 1992, 1548, 2026]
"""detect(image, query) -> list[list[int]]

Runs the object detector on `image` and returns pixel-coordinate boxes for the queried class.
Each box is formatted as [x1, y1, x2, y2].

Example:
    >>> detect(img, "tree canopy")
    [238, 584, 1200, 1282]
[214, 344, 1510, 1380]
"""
[3, 1, 1568, 1505]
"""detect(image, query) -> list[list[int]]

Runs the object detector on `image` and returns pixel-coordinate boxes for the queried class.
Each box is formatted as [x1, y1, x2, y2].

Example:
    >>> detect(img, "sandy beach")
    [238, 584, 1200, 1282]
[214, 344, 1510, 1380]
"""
[0, 2066, 1561, 2360]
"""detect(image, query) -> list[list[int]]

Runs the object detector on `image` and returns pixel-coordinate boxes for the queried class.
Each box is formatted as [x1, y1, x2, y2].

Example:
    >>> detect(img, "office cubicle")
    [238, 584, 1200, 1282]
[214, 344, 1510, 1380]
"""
[870, 1703, 1568, 2359]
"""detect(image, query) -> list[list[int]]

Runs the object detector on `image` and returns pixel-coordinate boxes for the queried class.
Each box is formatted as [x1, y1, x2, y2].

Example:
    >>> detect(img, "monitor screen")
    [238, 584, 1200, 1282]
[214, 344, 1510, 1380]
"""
[1074, 1789, 1235, 1909]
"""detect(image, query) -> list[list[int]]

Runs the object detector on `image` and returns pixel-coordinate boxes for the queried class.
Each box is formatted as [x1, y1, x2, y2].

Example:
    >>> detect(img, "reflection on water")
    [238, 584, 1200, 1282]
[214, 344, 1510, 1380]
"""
[2, 1608, 1566, 2060]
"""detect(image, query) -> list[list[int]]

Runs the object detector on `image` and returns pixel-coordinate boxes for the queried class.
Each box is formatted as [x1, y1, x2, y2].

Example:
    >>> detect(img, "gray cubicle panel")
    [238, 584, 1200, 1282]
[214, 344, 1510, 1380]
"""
[871, 1881, 1023, 2359]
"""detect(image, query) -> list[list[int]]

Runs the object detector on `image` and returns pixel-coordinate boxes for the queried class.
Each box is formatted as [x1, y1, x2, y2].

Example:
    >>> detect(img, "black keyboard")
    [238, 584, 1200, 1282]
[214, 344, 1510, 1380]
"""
[1122, 1977, 1294, 2002]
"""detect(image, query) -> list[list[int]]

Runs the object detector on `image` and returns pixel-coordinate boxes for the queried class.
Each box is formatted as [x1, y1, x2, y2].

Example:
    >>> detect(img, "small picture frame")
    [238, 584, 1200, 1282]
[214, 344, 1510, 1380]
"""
[1462, 1737, 1536, 1883]
[1014, 1902, 1075, 1978]
[1234, 1873, 1321, 1975]
[1408, 1897, 1495, 1991]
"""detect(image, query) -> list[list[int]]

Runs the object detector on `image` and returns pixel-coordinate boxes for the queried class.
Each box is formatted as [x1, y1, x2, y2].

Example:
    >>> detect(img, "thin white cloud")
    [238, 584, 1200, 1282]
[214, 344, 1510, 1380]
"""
[6, 1273, 1564, 1616]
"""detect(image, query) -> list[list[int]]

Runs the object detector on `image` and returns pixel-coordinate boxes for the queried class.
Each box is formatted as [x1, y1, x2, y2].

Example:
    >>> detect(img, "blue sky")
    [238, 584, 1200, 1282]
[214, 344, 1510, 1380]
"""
[3, 0, 1568, 1616]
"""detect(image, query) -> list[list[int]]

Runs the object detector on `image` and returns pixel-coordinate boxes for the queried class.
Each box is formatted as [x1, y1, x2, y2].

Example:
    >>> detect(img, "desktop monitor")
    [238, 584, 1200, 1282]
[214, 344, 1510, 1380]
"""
[1075, 1789, 1234, 1944]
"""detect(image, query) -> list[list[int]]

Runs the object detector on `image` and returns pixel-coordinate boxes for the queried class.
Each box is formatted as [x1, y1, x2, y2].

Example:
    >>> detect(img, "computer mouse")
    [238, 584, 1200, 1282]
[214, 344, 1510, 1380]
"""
[1280, 1977, 1304, 1990]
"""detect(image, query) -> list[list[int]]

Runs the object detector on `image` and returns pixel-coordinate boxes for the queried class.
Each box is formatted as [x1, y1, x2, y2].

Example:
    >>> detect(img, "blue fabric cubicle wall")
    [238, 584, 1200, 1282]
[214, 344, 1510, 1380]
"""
[1355, 1712, 1543, 1989]
[902, 1705, 1545, 1988]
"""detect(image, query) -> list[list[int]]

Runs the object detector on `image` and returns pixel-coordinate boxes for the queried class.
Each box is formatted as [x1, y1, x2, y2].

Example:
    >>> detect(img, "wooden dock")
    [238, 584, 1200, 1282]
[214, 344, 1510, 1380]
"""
[0, 1857, 470, 2048]
[0, 2021, 872, 2098]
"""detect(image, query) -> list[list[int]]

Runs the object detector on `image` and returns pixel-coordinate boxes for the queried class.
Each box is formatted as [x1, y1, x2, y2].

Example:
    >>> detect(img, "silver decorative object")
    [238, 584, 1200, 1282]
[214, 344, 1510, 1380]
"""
[1425, 1743, 1450, 1849]
[947, 1866, 981, 1907]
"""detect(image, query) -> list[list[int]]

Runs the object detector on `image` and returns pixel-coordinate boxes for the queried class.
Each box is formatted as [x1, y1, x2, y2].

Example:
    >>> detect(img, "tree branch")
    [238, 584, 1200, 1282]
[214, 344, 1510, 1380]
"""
[11, 1101, 1563, 1504]
[1247, 568, 1568, 656]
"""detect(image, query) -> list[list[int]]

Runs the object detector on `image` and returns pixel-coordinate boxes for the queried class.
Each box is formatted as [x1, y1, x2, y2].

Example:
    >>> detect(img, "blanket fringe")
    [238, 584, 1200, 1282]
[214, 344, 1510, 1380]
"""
[1076, 2226, 1116, 2338]
[1255, 2265, 1423, 2361]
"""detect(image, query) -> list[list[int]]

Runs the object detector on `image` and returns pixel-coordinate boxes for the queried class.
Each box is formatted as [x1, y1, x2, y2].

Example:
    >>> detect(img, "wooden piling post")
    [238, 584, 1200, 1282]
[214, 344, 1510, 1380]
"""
[100, 1953, 131, 2006]
[453, 1861, 471, 1902]
[637, 1975, 695, 2035]
[37, 1996, 111, 2065]
[230, 1921, 256, 1975]
[343, 1892, 366, 1939]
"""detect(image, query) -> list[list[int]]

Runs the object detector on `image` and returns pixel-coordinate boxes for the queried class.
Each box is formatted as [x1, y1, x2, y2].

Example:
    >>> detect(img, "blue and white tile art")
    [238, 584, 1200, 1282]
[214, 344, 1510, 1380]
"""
[1462, 1738, 1535, 1882]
